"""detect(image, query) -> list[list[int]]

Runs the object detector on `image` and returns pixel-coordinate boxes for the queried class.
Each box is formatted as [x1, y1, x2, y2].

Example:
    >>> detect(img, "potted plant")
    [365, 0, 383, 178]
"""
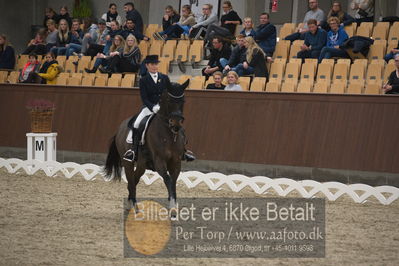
[73, 0, 92, 19]
[26, 99, 56, 133]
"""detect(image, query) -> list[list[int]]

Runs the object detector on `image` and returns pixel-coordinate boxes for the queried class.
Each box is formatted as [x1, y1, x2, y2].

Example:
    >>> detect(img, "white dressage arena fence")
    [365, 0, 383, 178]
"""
[1, 157, 398, 205]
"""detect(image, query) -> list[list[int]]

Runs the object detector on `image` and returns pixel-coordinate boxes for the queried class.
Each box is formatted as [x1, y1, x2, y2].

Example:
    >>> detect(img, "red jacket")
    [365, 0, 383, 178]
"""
[19, 61, 40, 82]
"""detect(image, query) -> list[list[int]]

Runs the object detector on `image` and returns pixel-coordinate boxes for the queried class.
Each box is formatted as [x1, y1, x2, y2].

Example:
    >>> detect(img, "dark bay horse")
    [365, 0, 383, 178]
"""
[104, 80, 189, 211]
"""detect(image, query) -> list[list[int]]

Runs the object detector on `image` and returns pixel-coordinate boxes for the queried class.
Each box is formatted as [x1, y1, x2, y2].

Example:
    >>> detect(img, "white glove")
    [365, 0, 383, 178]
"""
[152, 104, 160, 113]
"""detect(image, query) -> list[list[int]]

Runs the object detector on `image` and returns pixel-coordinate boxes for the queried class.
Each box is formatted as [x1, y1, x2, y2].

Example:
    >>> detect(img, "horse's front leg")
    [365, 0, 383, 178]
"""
[167, 161, 181, 210]
[154, 158, 176, 216]
[124, 162, 145, 211]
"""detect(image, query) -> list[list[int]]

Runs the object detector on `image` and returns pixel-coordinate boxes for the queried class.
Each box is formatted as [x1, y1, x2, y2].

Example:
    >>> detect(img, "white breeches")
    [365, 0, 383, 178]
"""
[134, 107, 153, 128]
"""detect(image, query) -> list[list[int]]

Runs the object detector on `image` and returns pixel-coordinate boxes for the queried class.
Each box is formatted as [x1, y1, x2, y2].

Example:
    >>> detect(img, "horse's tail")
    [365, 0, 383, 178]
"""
[104, 135, 122, 181]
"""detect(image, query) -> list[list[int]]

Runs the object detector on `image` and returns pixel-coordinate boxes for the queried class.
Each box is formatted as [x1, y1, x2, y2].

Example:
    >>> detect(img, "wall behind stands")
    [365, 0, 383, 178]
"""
[1, 84, 399, 174]
[0, 0, 51, 53]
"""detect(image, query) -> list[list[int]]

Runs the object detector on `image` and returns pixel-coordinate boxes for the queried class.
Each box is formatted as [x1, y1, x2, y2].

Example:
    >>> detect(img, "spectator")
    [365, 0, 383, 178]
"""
[23, 28, 47, 55]
[297, 19, 327, 61]
[318, 17, 349, 63]
[189, 4, 218, 40]
[71, 18, 100, 65]
[37, 52, 60, 84]
[65, 19, 84, 58]
[100, 34, 140, 74]
[124, 2, 144, 34]
[224, 71, 242, 91]
[321, 1, 354, 31]
[107, 20, 123, 40]
[285, 0, 325, 42]
[103, 20, 123, 55]
[19, 53, 41, 83]
[240, 17, 256, 37]
[122, 19, 149, 41]
[50, 19, 72, 56]
[77, 18, 99, 57]
[222, 34, 247, 74]
[219, 1, 242, 36]
[85, 35, 125, 73]
[153, 5, 181, 40]
[202, 36, 231, 78]
[0, 34, 16, 70]
[206, 71, 226, 90]
[351, 0, 374, 24]
[384, 40, 399, 63]
[45, 19, 58, 52]
[234, 36, 267, 77]
[162, 6, 180, 32]
[254, 12, 276, 57]
[86, 19, 109, 57]
[204, 1, 242, 44]
[382, 54, 399, 94]
[43, 7, 58, 27]
[154, 4, 195, 40]
[101, 3, 122, 29]
[56, 6, 72, 28]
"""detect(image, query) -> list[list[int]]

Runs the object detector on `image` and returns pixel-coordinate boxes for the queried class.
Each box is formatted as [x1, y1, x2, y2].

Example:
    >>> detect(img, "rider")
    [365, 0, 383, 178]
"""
[123, 54, 195, 162]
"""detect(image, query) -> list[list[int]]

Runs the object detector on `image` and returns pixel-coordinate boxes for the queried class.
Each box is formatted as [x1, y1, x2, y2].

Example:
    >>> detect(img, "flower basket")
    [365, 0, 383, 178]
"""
[30, 110, 54, 133]
[26, 99, 55, 133]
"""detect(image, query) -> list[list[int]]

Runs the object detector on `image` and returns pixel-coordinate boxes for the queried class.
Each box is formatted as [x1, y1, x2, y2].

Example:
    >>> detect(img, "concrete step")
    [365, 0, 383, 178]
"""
[168, 60, 209, 82]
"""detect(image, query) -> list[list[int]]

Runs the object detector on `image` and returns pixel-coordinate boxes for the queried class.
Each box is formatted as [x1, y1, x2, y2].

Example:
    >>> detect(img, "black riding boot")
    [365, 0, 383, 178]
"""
[123, 128, 140, 162]
[132, 128, 140, 161]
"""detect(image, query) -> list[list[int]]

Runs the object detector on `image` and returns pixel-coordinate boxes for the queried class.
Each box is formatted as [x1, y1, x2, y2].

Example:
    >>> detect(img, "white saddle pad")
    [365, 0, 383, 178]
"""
[126, 130, 133, 144]
[125, 114, 155, 145]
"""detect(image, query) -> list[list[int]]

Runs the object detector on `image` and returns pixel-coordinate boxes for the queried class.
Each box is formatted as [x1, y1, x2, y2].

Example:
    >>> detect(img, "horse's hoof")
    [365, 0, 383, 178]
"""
[170, 207, 178, 220]
[170, 210, 177, 220]
[128, 199, 138, 212]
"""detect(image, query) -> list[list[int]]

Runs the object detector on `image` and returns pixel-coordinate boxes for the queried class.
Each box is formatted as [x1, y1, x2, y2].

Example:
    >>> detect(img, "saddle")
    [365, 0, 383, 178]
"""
[126, 114, 155, 145]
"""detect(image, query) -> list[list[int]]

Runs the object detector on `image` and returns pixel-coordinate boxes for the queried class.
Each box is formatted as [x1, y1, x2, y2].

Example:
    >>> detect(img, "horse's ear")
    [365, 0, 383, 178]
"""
[180, 79, 190, 91]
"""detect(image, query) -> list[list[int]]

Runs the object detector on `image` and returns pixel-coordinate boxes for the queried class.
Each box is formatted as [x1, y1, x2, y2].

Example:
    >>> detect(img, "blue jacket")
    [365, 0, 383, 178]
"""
[109, 29, 123, 39]
[122, 29, 146, 41]
[70, 29, 84, 44]
[254, 23, 276, 55]
[327, 26, 348, 48]
[240, 28, 256, 37]
[126, 9, 144, 34]
[139, 72, 171, 111]
[304, 28, 327, 52]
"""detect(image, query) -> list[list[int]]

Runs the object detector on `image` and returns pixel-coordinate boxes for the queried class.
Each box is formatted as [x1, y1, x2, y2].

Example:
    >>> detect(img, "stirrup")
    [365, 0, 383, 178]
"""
[123, 149, 135, 162]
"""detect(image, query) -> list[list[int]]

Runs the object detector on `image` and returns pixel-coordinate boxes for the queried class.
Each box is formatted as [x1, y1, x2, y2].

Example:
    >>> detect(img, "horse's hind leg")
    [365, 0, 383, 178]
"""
[125, 163, 145, 211]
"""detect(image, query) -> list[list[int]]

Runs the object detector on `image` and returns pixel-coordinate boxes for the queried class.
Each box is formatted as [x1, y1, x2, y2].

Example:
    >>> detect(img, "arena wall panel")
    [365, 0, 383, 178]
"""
[0, 84, 398, 173]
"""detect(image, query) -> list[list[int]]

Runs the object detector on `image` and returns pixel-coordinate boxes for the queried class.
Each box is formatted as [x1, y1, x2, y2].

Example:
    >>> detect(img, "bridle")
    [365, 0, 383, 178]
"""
[168, 92, 185, 99]
[160, 91, 185, 142]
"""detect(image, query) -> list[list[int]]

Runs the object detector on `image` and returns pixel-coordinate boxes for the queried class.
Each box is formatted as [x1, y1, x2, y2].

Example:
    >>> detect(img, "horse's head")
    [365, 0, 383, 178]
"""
[159, 79, 189, 133]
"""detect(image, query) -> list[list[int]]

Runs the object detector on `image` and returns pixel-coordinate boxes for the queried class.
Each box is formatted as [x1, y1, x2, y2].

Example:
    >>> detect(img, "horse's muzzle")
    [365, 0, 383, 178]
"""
[169, 112, 184, 133]
[169, 118, 183, 133]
